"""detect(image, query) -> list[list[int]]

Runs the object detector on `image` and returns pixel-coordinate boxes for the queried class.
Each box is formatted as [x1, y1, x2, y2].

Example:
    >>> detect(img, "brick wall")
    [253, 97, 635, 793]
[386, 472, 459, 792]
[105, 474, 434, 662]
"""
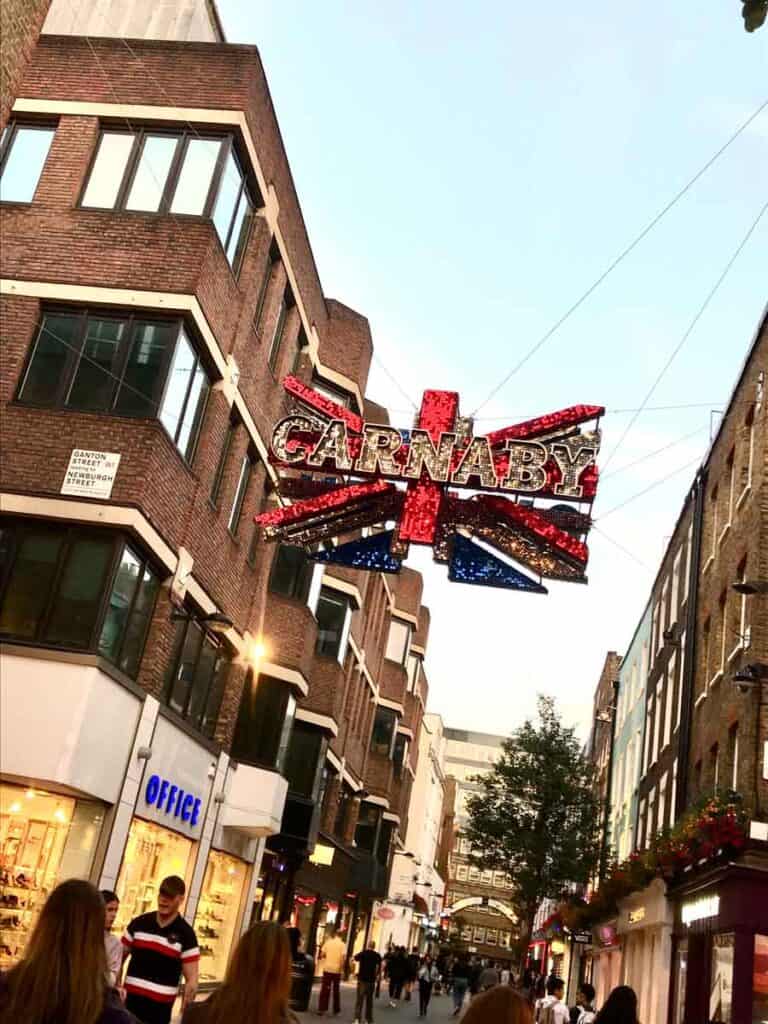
[0, 0, 50, 131]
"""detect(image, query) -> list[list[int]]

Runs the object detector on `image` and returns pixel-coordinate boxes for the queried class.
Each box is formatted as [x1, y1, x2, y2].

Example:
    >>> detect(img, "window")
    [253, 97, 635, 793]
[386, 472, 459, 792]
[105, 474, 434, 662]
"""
[701, 617, 712, 694]
[81, 129, 256, 271]
[227, 452, 255, 535]
[210, 418, 236, 505]
[676, 631, 686, 727]
[354, 804, 381, 853]
[0, 122, 55, 203]
[661, 580, 670, 637]
[719, 450, 735, 538]
[370, 707, 397, 757]
[729, 557, 749, 661]
[694, 759, 702, 797]
[651, 601, 660, 657]
[468, 866, 480, 882]
[728, 724, 739, 792]
[658, 771, 668, 833]
[18, 311, 210, 463]
[663, 664, 674, 750]
[385, 618, 412, 665]
[376, 820, 394, 866]
[481, 869, 493, 885]
[671, 549, 682, 625]
[315, 588, 351, 661]
[710, 743, 719, 793]
[652, 681, 662, 764]
[456, 864, 468, 881]
[642, 708, 652, 775]
[638, 797, 647, 850]
[707, 486, 718, 563]
[164, 616, 227, 738]
[648, 786, 656, 838]
[269, 545, 313, 603]
[406, 652, 422, 694]
[392, 732, 408, 776]
[670, 759, 678, 825]
[683, 522, 693, 602]
[267, 292, 290, 372]
[311, 375, 353, 410]
[253, 239, 280, 335]
[738, 406, 755, 501]
[0, 521, 159, 675]
[231, 673, 296, 770]
[713, 591, 727, 682]
[283, 721, 327, 799]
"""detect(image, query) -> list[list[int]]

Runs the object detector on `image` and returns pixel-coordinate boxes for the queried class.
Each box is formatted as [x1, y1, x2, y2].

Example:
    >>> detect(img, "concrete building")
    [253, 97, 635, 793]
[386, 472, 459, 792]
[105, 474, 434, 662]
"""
[440, 728, 517, 963]
[377, 713, 447, 951]
[0, 0, 432, 982]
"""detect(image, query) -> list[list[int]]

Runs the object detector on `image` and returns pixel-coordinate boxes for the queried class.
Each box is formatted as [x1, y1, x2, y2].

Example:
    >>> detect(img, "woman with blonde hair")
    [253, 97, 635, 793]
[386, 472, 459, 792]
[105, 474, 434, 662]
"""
[460, 984, 534, 1024]
[0, 878, 134, 1024]
[182, 921, 298, 1024]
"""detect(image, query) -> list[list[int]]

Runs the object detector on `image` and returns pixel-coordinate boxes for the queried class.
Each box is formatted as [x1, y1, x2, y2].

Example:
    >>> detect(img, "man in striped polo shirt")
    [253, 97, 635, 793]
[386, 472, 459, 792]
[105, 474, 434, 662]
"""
[121, 875, 199, 1024]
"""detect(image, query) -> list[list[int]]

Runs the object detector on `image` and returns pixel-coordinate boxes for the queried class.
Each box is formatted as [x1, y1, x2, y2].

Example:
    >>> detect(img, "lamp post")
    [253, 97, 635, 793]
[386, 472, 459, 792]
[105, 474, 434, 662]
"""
[595, 678, 619, 881]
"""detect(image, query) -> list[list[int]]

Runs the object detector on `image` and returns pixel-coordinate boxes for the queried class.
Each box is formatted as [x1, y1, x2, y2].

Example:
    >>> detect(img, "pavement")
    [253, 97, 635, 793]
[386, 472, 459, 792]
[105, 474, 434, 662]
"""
[296, 981, 472, 1022]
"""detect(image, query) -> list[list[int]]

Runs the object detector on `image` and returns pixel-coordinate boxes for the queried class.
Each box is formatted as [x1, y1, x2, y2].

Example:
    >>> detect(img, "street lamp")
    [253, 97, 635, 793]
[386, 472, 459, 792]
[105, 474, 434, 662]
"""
[170, 608, 233, 634]
[730, 662, 768, 819]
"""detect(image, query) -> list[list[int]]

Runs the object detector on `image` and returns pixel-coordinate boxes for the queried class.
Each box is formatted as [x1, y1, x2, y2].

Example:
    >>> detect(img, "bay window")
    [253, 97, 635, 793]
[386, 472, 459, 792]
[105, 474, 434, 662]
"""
[231, 674, 296, 772]
[18, 310, 211, 463]
[0, 122, 55, 203]
[0, 520, 159, 676]
[164, 615, 226, 739]
[269, 544, 313, 602]
[370, 707, 397, 757]
[315, 587, 352, 661]
[81, 128, 256, 271]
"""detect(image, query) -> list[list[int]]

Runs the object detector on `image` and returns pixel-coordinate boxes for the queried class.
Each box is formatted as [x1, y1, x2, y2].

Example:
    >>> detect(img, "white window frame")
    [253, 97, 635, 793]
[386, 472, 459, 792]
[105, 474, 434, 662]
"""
[663, 663, 674, 750]
[307, 563, 324, 615]
[736, 409, 755, 510]
[676, 631, 686, 728]
[652, 681, 662, 764]
[385, 617, 412, 665]
[683, 523, 693, 602]
[671, 549, 682, 626]
[658, 771, 668, 833]
[670, 759, 678, 826]
[718, 452, 735, 544]
[731, 728, 739, 791]
[456, 864, 468, 881]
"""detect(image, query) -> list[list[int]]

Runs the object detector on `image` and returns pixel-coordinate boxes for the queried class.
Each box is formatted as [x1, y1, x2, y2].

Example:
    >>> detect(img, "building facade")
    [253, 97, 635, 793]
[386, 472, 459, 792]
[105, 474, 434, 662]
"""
[440, 728, 518, 964]
[0, 0, 432, 983]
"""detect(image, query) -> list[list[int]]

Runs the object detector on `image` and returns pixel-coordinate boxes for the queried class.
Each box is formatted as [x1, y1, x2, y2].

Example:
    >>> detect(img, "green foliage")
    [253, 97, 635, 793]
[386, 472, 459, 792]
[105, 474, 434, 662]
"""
[742, 1, 768, 31]
[463, 695, 602, 939]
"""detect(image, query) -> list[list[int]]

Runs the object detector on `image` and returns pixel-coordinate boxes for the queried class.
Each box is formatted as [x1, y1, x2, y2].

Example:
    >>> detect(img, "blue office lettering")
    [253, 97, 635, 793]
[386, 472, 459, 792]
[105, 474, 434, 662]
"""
[145, 774, 161, 805]
[181, 794, 195, 822]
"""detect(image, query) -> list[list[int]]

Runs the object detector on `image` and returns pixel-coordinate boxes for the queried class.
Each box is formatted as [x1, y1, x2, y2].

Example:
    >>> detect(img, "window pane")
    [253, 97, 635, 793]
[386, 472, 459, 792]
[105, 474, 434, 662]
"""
[201, 659, 226, 739]
[0, 126, 55, 203]
[212, 150, 241, 249]
[226, 189, 252, 268]
[176, 362, 209, 461]
[268, 299, 288, 371]
[169, 138, 220, 215]
[97, 545, 142, 661]
[231, 674, 290, 769]
[227, 455, 252, 533]
[159, 329, 196, 443]
[125, 135, 177, 212]
[269, 545, 312, 602]
[43, 536, 114, 647]
[66, 317, 125, 411]
[371, 707, 396, 756]
[167, 620, 204, 716]
[187, 638, 220, 731]
[0, 529, 64, 638]
[283, 722, 325, 798]
[118, 566, 159, 678]
[354, 804, 380, 853]
[81, 132, 135, 209]
[19, 314, 79, 405]
[385, 619, 410, 664]
[315, 590, 348, 658]
[114, 321, 177, 417]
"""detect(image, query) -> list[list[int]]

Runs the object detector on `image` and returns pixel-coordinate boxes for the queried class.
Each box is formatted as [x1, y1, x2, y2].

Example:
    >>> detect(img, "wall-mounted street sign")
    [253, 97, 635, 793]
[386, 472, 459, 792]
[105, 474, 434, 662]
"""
[61, 448, 121, 500]
[255, 377, 604, 593]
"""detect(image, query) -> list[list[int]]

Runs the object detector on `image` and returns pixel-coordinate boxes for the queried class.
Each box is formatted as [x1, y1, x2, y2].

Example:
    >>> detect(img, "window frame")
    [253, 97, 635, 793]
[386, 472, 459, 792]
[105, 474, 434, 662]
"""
[267, 291, 290, 373]
[227, 450, 255, 536]
[163, 613, 227, 739]
[0, 519, 159, 673]
[314, 586, 352, 662]
[0, 120, 56, 204]
[16, 307, 212, 465]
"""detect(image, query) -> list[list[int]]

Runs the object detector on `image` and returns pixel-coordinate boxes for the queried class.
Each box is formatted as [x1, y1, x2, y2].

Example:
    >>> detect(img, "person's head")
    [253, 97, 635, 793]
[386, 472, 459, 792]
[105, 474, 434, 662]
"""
[200, 922, 292, 1024]
[412, 945, 420, 953]
[460, 986, 533, 1024]
[99, 888, 120, 930]
[368, 940, 376, 950]
[596, 985, 639, 1024]
[546, 976, 565, 1000]
[0, 879, 108, 1024]
[157, 875, 185, 920]
[578, 982, 596, 1007]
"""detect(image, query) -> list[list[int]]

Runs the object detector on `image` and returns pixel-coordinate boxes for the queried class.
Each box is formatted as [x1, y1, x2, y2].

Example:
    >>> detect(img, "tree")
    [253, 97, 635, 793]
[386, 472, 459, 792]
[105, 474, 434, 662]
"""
[464, 695, 601, 965]
[741, 1, 768, 31]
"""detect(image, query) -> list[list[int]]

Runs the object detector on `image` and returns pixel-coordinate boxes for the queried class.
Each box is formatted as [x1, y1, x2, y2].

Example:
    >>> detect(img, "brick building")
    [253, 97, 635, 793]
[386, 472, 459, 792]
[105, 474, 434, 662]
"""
[440, 728, 518, 965]
[0, 0, 431, 982]
[587, 650, 621, 878]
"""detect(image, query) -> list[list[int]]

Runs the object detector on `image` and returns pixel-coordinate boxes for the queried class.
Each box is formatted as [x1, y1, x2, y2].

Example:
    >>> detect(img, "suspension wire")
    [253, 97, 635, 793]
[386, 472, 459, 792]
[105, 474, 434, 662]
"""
[470, 95, 768, 417]
[371, 352, 419, 412]
[590, 524, 651, 571]
[596, 455, 703, 521]
[599, 197, 768, 475]
[600, 424, 709, 481]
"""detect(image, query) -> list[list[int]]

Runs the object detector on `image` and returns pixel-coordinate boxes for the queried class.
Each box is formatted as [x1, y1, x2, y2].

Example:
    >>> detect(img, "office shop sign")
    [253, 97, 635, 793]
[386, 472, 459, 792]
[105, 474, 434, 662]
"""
[139, 716, 215, 839]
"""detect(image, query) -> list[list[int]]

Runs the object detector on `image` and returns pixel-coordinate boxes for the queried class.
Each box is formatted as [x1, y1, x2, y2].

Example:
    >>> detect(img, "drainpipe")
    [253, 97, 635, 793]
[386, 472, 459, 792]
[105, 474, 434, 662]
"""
[676, 468, 706, 818]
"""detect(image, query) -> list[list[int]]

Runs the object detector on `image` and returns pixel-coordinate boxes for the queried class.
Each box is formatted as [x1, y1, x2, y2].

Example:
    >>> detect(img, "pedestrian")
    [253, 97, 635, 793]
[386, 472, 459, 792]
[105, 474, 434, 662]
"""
[461, 985, 534, 1023]
[500, 965, 511, 986]
[451, 952, 472, 1016]
[387, 946, 407, 1006]
[316, 924, 346, 1016]
[594, 985, 639, 1024]
[0, 878, 134, 1024]
[121, 874, 199, 1024]
[286, 927, 313, 1013]
[352, 940, 381, 1024]
[417, 955, 440, 1017]
[181, 921, 298, 1024]
[469, 958, 481, 997]
[478, 961, 500, 991]
[405, 945, 421, 1001]
[100, 889, 124, 988]
[570, 983, 596, 1024]
[536, 977, 569, 1024]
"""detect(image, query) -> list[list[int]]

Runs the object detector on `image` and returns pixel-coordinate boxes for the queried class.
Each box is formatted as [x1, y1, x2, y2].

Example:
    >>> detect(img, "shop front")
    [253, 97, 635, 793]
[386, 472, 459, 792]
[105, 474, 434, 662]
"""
[287, 842, 363, 964]
[591, 919, 622, 1008]
[669, 855, 768, 1024]
[616, 877, 673, 1024]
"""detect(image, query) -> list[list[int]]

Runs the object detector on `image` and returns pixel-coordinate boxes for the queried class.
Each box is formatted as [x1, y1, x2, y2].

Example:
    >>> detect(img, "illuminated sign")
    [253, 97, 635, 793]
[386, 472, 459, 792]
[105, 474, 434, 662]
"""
[682, 895, 720, 926]
[628, 907, 646, 925]
[309, 843, 335, 866]
[255, 377, 604, 592]
[145, 774, 201, 827]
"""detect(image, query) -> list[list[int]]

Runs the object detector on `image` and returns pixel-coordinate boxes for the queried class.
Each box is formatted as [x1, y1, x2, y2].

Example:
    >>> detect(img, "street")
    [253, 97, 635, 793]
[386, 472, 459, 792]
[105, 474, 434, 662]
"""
[296, 982, 471, 1022]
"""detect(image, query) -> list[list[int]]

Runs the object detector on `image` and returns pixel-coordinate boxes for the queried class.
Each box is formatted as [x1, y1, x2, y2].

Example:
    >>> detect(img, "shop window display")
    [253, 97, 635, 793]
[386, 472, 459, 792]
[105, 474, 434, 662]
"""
[754, 934, 768, 1024]
[710, 932, 734, 1024]
[0, 784, 103, 968]
[194, 850, 247, 983]
[114, 818, 192, 935]
[672, 940, 688, 1024]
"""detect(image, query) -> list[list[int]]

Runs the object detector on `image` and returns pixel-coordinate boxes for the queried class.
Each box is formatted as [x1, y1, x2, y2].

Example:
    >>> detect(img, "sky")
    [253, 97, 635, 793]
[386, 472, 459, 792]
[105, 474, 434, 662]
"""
[219, 1, 767, 740]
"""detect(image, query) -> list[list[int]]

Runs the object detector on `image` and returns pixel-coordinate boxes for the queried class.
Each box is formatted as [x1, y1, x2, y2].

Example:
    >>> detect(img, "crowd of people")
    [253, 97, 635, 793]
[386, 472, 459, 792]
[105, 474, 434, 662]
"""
[0, 877, 642, 1024]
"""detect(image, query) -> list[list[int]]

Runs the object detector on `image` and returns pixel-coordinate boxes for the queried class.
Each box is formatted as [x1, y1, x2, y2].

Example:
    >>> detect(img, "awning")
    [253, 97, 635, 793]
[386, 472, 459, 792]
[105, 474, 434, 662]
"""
[413, 894, 429, 915]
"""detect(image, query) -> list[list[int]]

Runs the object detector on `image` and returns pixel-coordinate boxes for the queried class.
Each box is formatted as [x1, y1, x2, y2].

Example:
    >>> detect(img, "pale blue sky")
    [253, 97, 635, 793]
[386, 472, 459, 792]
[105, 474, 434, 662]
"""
[220, 1, 767, 737]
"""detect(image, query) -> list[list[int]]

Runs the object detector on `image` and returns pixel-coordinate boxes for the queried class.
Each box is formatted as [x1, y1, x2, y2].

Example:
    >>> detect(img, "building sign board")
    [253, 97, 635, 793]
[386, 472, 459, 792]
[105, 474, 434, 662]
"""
[628, 907, 646, 925]
[61, 448, 121, 499]
[682, 894, 720, 926]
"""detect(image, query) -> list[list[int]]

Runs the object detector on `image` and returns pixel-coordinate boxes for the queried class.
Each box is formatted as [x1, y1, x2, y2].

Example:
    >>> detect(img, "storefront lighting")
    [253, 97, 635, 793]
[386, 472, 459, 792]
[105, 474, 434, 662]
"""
[9, 802, 21, 813]
[53, 808, 67, 822]
[682, 894, 720, 926]
[25, 789, 35, 799]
